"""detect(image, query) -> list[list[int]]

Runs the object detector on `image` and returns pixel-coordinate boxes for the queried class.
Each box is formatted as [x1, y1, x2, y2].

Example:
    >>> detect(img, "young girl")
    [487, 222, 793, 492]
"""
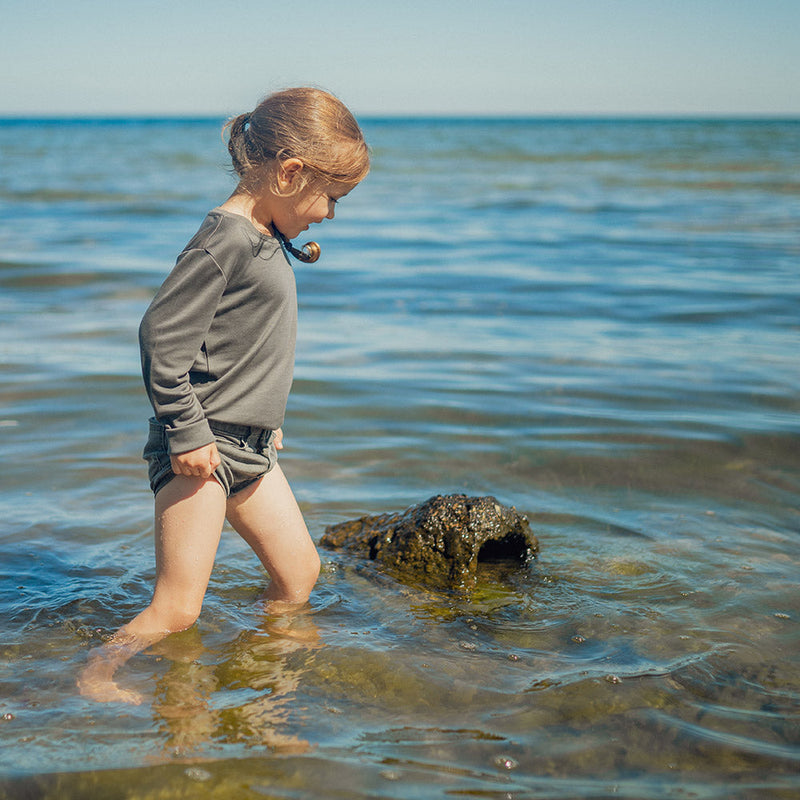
[80, 87, 370, 704]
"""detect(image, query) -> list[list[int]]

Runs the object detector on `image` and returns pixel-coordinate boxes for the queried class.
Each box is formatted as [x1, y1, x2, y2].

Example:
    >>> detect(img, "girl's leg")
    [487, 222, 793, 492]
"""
[225, 463, 320, 608]
[142, 475, 227, 632]
[79, 476, 226, 703]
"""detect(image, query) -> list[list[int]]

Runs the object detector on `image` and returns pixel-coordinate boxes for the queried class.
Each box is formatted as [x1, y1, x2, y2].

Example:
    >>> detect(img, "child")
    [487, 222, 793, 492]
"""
[79, 87, 370, 704]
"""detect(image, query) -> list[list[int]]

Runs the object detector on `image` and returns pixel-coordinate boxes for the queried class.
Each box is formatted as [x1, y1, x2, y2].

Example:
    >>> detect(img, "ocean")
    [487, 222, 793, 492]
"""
[0, 116, 798, 799]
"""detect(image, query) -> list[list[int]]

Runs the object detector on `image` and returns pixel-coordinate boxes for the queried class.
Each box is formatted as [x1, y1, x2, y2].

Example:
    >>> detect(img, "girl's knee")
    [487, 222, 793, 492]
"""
[270, 550, 320, 603]
[291, 551, 321, 598]
[305, 549, 322, 589]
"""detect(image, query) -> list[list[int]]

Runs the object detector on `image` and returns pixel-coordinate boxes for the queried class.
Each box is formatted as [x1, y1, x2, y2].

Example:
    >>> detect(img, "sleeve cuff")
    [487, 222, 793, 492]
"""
[165, 419, 215, 454]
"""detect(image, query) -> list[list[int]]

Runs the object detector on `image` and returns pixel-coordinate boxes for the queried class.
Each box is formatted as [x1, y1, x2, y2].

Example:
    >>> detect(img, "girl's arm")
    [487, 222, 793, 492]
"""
[140, 247, 227, 455]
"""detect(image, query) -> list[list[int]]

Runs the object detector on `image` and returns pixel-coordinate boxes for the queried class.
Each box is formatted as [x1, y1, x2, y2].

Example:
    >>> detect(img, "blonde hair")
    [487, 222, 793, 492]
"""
[224, 87, 370, 195]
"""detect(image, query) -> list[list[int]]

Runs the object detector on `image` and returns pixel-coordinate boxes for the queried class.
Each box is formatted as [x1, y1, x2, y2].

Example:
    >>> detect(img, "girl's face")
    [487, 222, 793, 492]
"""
[267, 159, 354, 239]
[275, 182, 350, 240]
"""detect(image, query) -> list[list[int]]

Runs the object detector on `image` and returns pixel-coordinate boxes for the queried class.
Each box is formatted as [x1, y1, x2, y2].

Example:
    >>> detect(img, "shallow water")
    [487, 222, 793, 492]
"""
[0, 117, 798, 799]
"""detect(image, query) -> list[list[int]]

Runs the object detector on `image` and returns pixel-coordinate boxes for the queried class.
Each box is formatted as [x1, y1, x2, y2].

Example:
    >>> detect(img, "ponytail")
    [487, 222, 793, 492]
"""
[223, 88, 369, 193]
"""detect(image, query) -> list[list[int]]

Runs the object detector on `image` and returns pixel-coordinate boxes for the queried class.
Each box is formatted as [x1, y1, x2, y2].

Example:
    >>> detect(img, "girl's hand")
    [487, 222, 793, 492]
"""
[170, 442, 221, 479]
[274, 428, 284, 450]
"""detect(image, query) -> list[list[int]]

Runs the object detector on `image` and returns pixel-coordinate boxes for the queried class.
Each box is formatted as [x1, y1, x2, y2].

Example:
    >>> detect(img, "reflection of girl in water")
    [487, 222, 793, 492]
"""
[153, 613, 321, 756]
[79, 88, 368, 703]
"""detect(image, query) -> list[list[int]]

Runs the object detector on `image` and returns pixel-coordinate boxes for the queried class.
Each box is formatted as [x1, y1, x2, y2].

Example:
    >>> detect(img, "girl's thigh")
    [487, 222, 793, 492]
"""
[151, 475, 227, 612]
[225, 464, 319, 599]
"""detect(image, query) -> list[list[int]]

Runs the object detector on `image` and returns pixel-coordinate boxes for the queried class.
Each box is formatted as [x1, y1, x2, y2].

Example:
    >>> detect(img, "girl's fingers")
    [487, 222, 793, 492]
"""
[170, 442, 220, 478]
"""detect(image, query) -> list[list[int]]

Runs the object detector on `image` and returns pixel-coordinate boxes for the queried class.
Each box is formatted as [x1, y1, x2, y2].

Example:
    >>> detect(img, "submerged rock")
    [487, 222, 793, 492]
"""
[320, 494, 538, 590]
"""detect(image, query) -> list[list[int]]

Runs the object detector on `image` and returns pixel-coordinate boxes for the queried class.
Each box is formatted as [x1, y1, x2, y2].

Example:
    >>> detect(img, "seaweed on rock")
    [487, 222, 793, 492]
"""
[321, 494, 539, 590]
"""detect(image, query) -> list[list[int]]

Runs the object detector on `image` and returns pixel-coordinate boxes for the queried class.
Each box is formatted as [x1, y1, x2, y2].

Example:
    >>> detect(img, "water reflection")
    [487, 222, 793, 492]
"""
[148, 608, 322, 757]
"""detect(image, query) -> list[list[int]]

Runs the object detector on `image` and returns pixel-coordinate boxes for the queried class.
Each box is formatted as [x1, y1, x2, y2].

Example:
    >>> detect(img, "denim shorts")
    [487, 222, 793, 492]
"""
[143, 418, 278, 497]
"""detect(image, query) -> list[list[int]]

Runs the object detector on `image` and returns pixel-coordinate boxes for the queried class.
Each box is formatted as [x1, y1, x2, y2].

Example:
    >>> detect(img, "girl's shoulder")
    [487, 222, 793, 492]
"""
[181, 209, 283, 265]
[183, 208, 258, 249]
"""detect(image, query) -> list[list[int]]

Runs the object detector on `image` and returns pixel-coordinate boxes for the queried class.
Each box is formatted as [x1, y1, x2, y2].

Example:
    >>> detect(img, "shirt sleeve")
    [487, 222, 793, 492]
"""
[139, 247, 227, 454]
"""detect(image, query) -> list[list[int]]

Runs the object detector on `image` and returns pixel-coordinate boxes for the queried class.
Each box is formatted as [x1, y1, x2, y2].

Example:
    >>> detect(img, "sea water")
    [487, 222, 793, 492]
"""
[0, 117, 798, 798]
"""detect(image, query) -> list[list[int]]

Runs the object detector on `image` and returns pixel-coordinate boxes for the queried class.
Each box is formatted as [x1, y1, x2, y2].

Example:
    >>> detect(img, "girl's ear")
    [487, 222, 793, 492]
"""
[277, 158, 304, 190]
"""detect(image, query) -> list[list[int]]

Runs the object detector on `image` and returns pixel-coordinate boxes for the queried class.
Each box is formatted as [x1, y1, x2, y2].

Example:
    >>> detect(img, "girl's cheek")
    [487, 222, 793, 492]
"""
[311, 198, 328, 220]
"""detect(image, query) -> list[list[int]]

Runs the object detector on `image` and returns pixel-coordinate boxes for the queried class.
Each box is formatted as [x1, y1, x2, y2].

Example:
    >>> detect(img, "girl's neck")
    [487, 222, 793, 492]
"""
[219, 192, 274, 235]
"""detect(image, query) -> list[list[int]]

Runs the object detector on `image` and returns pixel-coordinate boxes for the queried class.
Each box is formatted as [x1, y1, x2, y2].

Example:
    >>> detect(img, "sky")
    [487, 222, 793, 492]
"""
[2, 0, 799, 117]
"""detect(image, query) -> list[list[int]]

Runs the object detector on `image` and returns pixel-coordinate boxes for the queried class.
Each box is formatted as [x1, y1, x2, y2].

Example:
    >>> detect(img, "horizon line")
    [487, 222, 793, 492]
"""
[1, 111, 799, 122]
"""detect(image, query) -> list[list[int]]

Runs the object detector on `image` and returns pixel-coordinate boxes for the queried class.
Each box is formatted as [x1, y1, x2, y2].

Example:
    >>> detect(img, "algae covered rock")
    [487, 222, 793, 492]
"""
[321, 494, 538, 589]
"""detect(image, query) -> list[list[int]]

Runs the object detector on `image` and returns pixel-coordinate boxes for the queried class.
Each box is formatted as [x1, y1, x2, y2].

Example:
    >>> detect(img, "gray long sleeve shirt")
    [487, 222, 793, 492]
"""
[139, 209, 297, 454]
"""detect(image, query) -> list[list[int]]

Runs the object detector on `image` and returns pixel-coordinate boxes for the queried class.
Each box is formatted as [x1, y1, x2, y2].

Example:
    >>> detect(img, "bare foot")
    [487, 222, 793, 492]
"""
[77, 628, 162, 705]
[78, 657, 144, 705]
[78, 673, 144, 705]
[267, 620, 322, 647]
